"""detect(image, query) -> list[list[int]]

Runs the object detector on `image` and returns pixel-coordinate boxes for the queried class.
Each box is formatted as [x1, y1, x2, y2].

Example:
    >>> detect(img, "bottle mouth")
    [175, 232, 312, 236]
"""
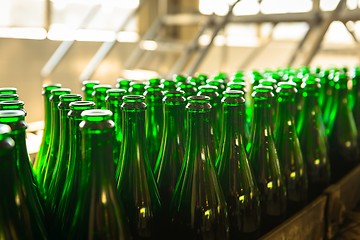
[0, 94, 19, 101]
[252, 85, 274, 100]
[93, 85, 112, 93]
[59, 94, 82, 103]
[50, 88, 71, 96]
[0, 100, 24, 108]
[42, 84, 61, 95]
[222, 90, 245, 103]
[69, 101, 95, 110]
[121, 95, 146, 110]
[0, 87, 17, 94]
[163, 90, 186, 104]
[82, 80, 100, 86]
[0, 110, 25, 123]
[276, 82, 297, 95]
[81, 109, 112, 122]
[186, 95, 211, 112]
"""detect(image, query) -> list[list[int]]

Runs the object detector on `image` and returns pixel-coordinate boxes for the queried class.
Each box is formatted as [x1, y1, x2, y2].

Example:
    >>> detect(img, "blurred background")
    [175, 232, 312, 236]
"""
[0, 0, 359, 122]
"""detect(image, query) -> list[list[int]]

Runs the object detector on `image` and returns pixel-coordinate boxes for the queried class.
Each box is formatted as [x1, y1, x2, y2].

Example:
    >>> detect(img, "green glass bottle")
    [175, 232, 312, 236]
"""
[148, 78, 161, 87]
[69, 109, 132, 239]
[129, 82, 146, 95]
[0, 94, 19, 101]
[106, 89, 126, 165]
[215, 90, 261, 239]
[116, 78, 132, 92]
[297, 76, 330, 199]
[328, 72, 358, 180]
[82, 80, 99, 101]
[144, 86, 164, 170]
[33, 84, 61, 175]
[0, 110, 47, 239]
[274, 82, 308, 215]
[37, 88, 71, 199]
[171, 95, 229, 240]
[188, 76, 204, 88]
[153, 90, 186, 227]
[47, 94, 82, 215]
[56, 101, 95, 235]
[0, 100, 26, 115]
[176, 81, 197, 98]
[197, 85, 222, 157]
[227, 81, 252, 133]
[247, 86, 287, 233]
[206, 79, 226, 96]
[173, 74, 187, 83]
[92, 84, 112, 109]
[352, 67, 360, 156]
[322, 69, 339, 133]
[116, 95, 161, 239]
[0, 87, 17, 94]
[195, 73, 208, 85]
[160, 79, 177, 91]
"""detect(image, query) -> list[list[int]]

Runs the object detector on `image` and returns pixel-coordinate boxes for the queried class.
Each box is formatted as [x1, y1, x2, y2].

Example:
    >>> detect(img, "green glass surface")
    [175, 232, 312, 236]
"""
[82, 80, 99, 101]
[176, 81, 197, 98]
[106, 88, 126, 166]
[215, 90, 261, 239]
[173, 74, 187, 83]
[0, 87, 17, 94]
[56, 101, 95, 235]
[148, 78, 161, 87]
[153, 90, 186, 228]
[160, 79, 177, 91]
[0, 93, 19, 101]
[116, 95, 161, 239]
[116, 79, 132, 92]
[197, 85, 222, 158]
[128, 82, 146, 95]
[328, 72, 358, 180]
[47, 94, 82, 218]
[171, 95, 229, 239]
[37, 88, 71, 200]
[144, 87, 164, 170]
[188, 76, 204, 88]
[297, 76, 330, 199]
[0, 100, 26, 115]
[352, 67, 360, 156]
[274, 82, 308, 215]
[92, 84, 112, 109]
[322, 68, 339, 133]
[247, 86, 287, 233]
[69, 109, 131, 239]
[33, 84, 61, 175]
[0, 111, 47, 239]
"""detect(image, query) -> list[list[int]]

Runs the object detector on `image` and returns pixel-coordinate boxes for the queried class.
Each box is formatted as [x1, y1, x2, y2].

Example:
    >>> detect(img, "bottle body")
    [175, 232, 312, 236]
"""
[171, 96, 229, 240]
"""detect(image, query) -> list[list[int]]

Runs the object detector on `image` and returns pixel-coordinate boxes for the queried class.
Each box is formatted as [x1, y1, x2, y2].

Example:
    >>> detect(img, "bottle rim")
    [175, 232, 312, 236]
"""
[81, 109, 112, 122]
[0, 110, 25, 123]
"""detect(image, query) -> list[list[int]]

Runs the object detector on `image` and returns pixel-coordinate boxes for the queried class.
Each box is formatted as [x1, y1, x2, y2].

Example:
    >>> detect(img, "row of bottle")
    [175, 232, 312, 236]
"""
[0, 65, 359, 239]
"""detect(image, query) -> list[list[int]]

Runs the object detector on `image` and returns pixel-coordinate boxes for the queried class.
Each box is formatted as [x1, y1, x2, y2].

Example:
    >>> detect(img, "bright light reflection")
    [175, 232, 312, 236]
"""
[0, 27, 46, 40]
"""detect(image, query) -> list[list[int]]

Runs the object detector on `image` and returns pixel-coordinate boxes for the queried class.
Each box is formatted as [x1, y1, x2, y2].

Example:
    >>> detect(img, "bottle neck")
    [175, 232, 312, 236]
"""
[123, 110, 146, 145]
[186, 111, 212, 156]
[43, 94, 52, 133]
[252, 99, 273, 132]
[82, 123, 115, 190]
[7, 121, 28, 164]
[163, 103, 185, 139]
[59, 107, 71, 143]
[222, 105, 244, 142]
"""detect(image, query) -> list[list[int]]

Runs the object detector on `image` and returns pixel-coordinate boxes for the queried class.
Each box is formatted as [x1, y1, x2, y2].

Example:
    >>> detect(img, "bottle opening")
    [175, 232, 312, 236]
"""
[59, 94, 82, 102]
[0, 87, 17, 94]
[93, 85, 112, 93]
[50, 88, 71, 96]
[0, 110, 25, 123]
[69, 101, 95, 110]
[81, 109, 112, 122]
[123, 95, 145, 103]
